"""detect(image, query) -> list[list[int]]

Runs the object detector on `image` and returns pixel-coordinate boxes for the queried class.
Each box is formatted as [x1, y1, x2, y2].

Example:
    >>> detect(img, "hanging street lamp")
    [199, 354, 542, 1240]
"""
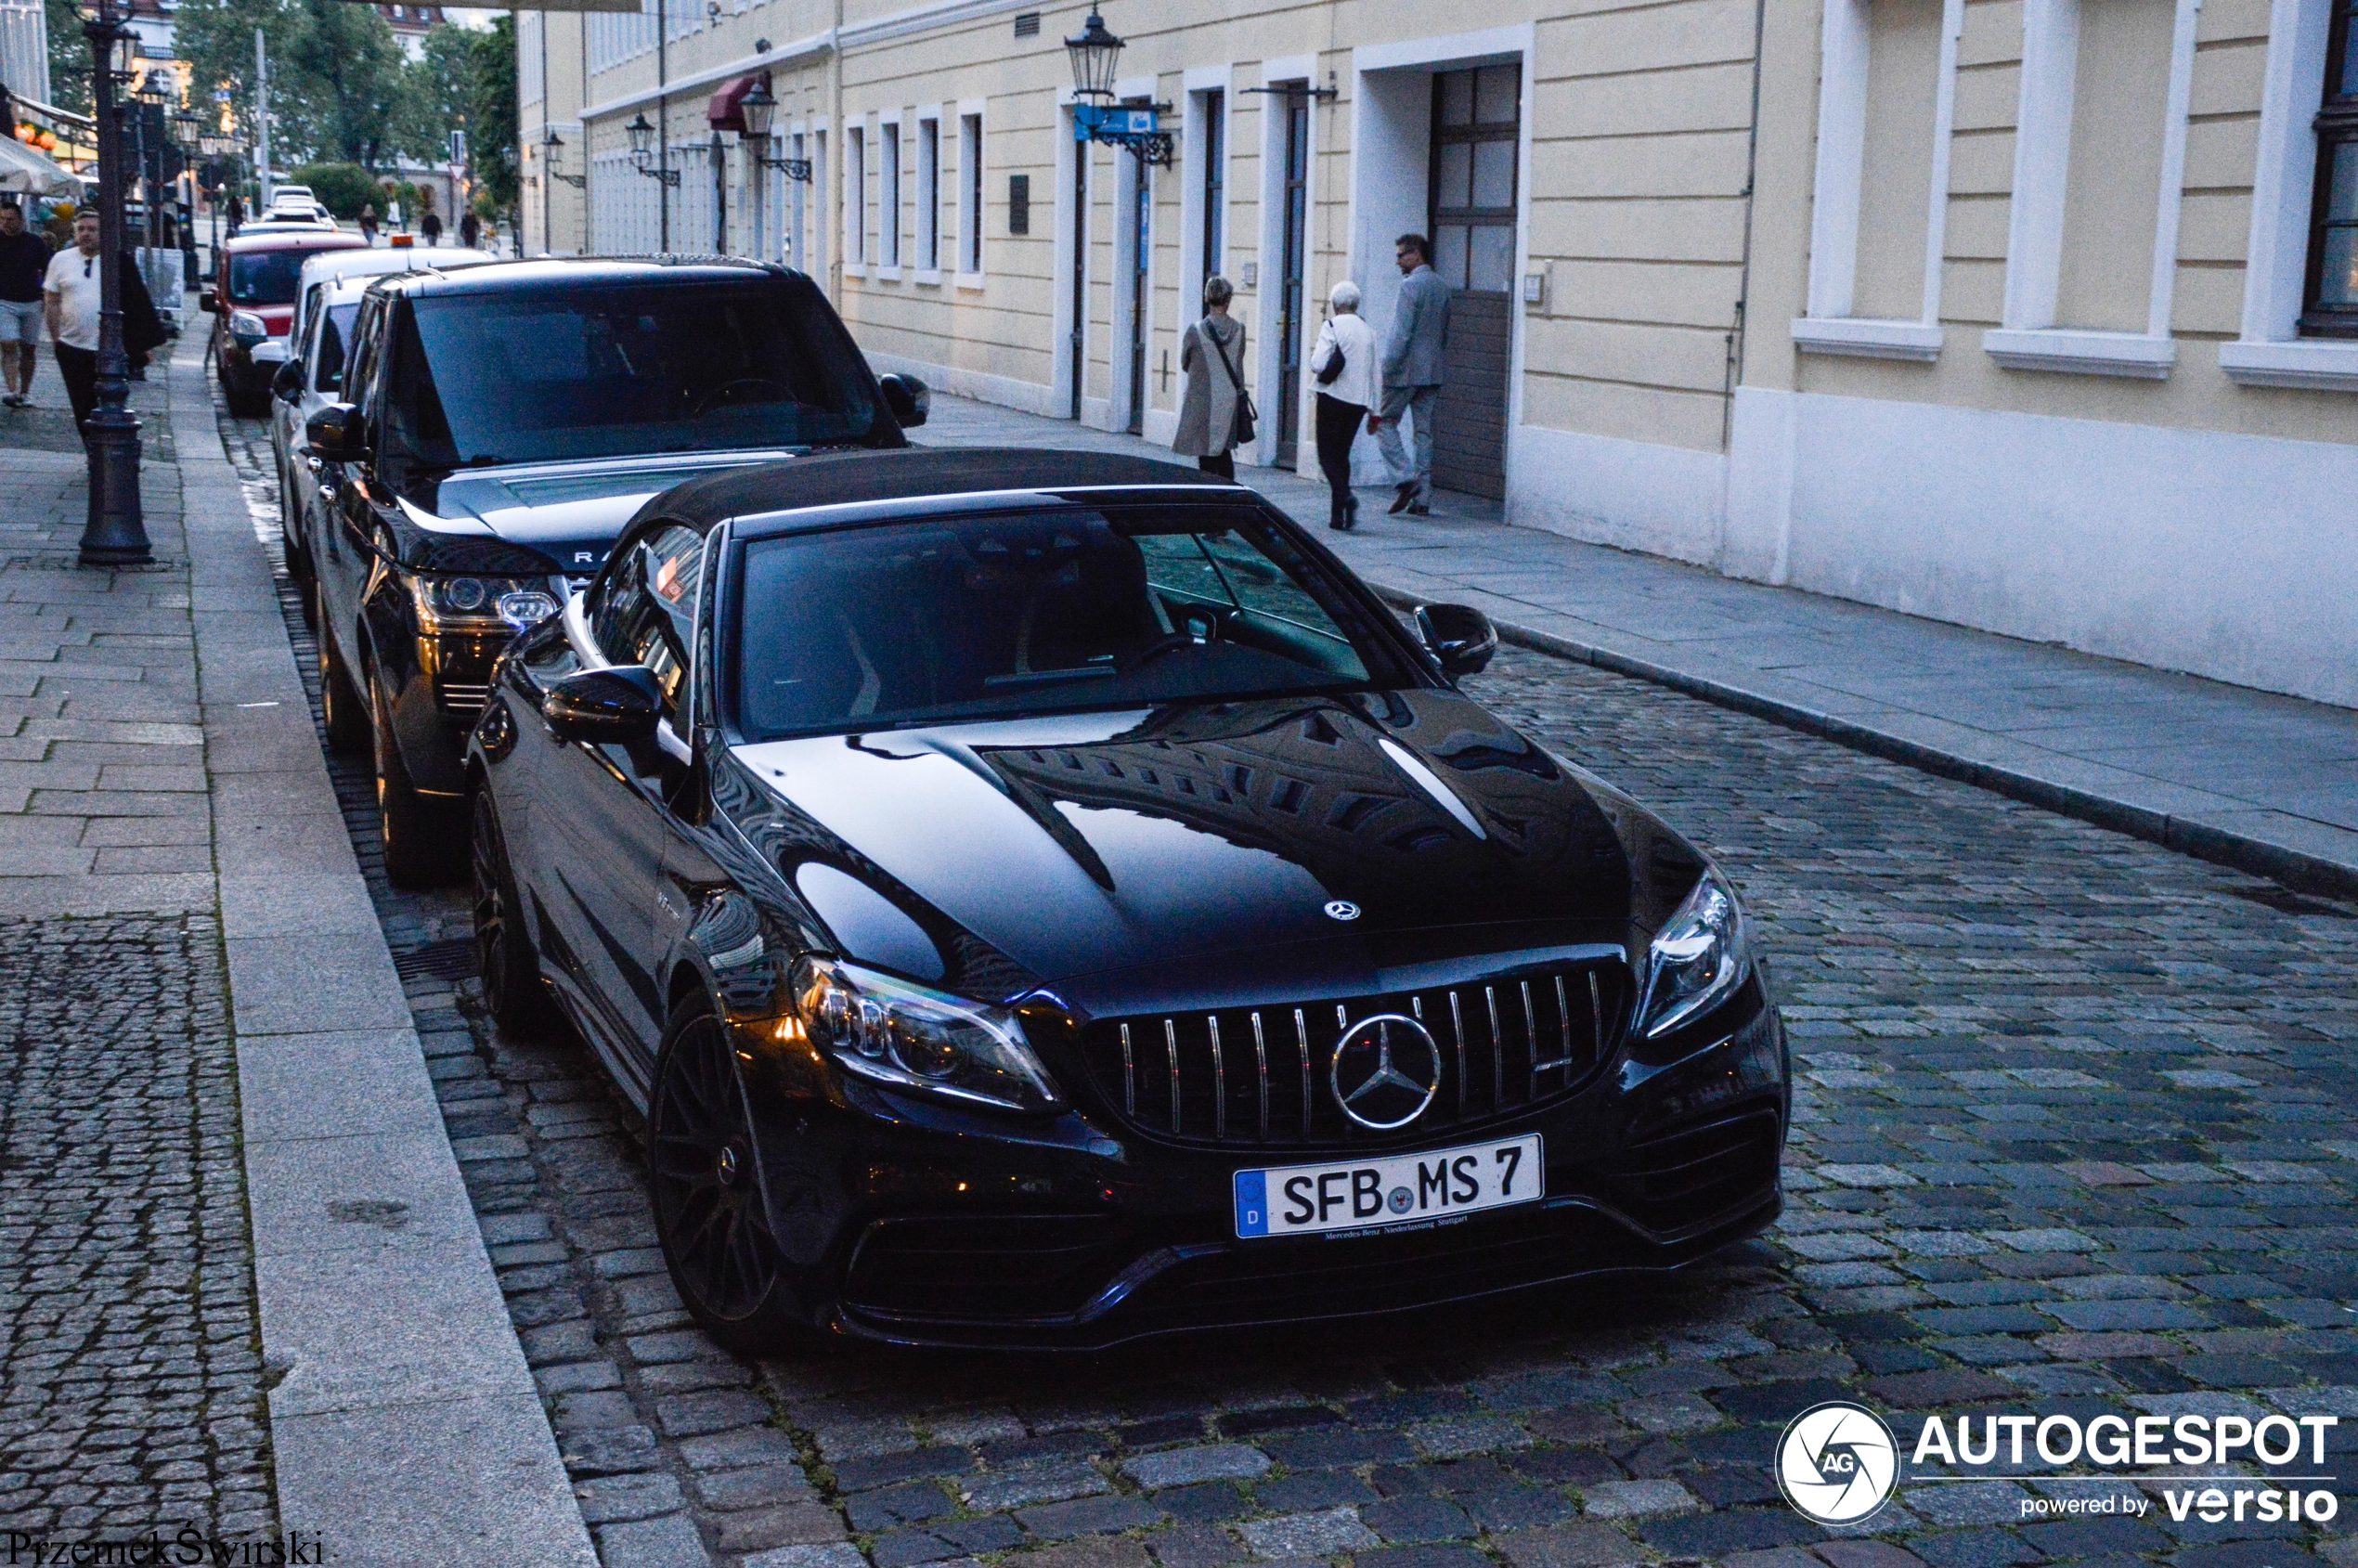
[736, 78, 810, 182]
[627, 111, 680, 188]
[1064, 8, 1172, 167]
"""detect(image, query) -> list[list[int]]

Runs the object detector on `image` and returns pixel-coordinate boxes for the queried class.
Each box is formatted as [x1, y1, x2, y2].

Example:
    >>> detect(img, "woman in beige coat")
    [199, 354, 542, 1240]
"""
[1173, 276, 1248, 478]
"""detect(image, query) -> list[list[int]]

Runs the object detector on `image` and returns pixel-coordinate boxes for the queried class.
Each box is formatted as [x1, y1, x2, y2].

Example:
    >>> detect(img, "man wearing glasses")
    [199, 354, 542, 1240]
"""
[43, 211, 104, 434]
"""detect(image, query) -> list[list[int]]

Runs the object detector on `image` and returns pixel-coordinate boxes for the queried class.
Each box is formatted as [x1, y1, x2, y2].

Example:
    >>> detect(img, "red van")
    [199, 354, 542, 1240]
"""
[204, 227, 365, 415]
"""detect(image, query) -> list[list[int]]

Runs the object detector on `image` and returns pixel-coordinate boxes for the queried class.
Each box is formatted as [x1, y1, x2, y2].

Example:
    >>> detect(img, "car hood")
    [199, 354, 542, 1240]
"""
[726, 689, 1651, 1012]
[409, 450, 795, 575]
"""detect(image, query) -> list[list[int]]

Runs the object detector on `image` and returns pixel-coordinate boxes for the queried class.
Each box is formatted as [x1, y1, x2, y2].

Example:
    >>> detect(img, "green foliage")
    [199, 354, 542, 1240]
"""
[174, 0, 408, 169]
[395, 22, 480, 165]
[44, 0, 90, 115]
[288, 162, 380, 218]
[470, 14, 517, 215]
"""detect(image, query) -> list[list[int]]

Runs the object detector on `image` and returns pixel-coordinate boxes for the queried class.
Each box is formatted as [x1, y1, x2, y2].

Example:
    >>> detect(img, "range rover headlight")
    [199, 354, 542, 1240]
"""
[408, 575, 559, 631]
[791, 957, 1061, 1114]
[1635, 868, 1752, 1039]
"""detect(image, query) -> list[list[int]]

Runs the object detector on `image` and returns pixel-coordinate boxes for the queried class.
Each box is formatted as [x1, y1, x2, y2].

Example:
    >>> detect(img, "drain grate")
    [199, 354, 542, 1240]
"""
[393, 939, 478, 983]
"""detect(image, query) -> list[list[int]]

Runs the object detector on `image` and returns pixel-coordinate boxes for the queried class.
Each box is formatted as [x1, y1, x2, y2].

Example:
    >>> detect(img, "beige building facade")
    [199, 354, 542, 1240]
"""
[517, 0, 2358, 706]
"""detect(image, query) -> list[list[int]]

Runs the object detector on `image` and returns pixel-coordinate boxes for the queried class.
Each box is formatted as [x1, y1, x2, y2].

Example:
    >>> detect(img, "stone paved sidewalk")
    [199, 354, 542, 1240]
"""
[0, 359, 278, 1539]
[914, 395, 2358, 896]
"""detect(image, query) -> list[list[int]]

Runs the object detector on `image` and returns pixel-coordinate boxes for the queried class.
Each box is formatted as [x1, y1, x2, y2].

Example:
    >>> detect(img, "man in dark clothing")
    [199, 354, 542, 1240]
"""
[0, 200, 52, 408]
[459, 210, 480, 249]
[420, 209, 442, 244]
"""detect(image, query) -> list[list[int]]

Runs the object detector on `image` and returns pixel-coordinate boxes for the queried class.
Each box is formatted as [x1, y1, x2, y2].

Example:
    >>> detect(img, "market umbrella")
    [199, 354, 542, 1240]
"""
[0, 135, 84, 198]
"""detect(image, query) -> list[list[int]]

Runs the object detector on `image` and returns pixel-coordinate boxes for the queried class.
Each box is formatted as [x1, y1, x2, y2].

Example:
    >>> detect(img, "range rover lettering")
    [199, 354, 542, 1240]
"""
[468, 448, 1789, 1351]
[301, 257, 928, 885]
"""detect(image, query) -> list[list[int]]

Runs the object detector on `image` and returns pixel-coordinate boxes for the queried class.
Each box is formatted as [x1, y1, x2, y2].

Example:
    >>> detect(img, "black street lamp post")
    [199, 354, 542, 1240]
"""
[79, 0, 151, 567]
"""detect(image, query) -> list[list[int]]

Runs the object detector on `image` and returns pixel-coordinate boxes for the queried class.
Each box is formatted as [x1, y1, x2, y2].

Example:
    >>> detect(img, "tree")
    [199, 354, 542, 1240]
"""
[289, 161, 379, 218]
[174, 0, 407, 169]
[45, 0, 90, 115]
[395, 21, 478, 165]
[470, 14, 516, 217]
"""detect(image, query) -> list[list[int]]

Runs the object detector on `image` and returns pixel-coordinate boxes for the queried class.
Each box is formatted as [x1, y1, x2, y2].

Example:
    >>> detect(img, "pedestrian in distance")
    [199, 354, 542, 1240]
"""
[0, 199, 53, 408]
[459, 209, 480, 250]
[420, 207, 442, 245]
[358, 202, 379, 245]
[1309, 279, 1378, 531]
[226, 192, 243, 236]
[1368, 232, 1449, 516]
[1174, 275, 1250, 480]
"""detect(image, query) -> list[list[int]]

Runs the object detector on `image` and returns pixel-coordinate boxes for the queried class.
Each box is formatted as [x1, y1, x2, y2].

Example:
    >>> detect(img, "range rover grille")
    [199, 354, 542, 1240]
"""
[434, 680, 492, 718]
[1078, 962, 1634, 1147]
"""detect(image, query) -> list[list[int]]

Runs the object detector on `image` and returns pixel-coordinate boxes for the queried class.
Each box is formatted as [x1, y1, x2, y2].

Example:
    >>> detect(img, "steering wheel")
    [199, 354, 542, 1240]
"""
[690, 377, 794, 417]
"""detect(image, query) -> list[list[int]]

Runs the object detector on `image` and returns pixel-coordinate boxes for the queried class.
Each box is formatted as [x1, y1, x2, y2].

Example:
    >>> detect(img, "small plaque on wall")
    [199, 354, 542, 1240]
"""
[1008, 174, 1030, 235]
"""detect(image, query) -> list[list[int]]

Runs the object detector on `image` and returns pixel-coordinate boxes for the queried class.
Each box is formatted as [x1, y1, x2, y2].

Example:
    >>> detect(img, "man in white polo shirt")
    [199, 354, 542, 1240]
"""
[43, 211, 103, 435]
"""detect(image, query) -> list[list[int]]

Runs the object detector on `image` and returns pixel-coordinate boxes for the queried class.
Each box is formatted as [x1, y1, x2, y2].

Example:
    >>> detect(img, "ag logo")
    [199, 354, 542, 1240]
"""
[1776, 1401, 1898, 1524]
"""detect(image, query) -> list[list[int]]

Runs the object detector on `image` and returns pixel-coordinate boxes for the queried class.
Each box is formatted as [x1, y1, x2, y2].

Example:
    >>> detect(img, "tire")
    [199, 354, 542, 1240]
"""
[317, 590, 369, 756]
[370, 674, 463, 889]
[648, 1004, 809, 1353]
[471, 787, 562, 1036]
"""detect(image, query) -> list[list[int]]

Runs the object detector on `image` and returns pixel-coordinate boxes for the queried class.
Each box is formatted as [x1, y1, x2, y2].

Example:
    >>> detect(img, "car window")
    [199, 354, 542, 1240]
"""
[590, 525, 704, 719]
[314, 305, 358, 393]
[227, 250, 307, 305]
[387, 275, 880, 472]
[731, 504, 1403, 741]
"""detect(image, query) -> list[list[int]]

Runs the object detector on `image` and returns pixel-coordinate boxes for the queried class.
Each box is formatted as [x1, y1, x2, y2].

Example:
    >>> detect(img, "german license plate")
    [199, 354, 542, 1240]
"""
[1233, 1134, 1543, 1238]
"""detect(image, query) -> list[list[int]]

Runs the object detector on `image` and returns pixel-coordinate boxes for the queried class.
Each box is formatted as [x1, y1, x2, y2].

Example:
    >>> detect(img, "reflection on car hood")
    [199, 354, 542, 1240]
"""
[412, 450, 797, 574]
[725, 689, 1639, 1007]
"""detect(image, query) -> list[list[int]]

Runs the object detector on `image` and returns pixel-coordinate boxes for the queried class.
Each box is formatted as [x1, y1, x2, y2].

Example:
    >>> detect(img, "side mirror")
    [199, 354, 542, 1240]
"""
[198, 294, 218, 313]
[304, 403, 364, 463]
[272, 359, 304, 401]
[1416, 603, 1498, 678]
[878, 371, 929, 429]
[542, 666, 664, 745]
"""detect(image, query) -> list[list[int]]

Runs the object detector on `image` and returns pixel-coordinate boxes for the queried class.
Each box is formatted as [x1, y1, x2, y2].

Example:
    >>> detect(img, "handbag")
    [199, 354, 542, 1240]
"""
[1315, 329, 1345, 387]
[1207, 322, 1256, 447]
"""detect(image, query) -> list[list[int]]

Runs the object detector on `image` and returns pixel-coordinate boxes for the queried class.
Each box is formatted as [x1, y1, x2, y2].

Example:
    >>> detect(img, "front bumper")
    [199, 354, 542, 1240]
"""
[736, 993, 1789, 1349]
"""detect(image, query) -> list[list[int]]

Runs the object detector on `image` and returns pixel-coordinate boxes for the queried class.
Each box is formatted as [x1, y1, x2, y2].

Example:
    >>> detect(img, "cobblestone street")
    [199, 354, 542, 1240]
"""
[211, 399, 2358, 1568]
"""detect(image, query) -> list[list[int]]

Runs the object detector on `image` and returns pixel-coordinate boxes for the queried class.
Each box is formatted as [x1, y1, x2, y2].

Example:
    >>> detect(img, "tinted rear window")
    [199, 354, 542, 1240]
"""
[227, 251, 306, 305]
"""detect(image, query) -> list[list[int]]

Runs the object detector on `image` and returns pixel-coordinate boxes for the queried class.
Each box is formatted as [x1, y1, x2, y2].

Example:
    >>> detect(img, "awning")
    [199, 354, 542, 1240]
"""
[707, 73, 761, 133]
[0, 136, 83, 198]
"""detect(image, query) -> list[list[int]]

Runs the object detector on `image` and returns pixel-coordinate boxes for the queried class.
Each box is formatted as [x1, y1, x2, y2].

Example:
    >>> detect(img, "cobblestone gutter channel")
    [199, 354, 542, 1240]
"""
[210, 393, 2358, 1568]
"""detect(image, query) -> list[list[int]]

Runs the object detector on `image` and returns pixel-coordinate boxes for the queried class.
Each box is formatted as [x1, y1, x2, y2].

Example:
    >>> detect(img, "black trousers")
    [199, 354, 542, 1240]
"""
[1197, 452, 1235, 480]
[53, 344, 97, 435]
[1315, 394, 1366, 517]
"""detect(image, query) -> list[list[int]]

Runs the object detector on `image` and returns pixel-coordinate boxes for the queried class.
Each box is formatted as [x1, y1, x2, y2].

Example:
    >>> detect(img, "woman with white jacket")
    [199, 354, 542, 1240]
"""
[1309, 280, 1380, 530]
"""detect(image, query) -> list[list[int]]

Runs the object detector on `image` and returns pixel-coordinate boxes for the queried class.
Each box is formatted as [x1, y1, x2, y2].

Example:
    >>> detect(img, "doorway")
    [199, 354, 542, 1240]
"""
[1426, 64, 1517, 500]
[1275, 91, 1310, 468]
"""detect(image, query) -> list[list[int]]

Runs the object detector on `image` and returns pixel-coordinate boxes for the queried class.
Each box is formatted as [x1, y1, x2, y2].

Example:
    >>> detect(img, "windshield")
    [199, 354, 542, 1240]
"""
[227, 250, 307, 305]
[731, 506, 1408, 740]
[314, 304, 359, 392]
[384, 277, 880, 474]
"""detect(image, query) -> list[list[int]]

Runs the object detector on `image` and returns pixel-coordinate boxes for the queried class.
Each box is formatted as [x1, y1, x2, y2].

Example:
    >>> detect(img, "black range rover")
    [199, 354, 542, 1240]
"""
[469, 448, 1789, 1351]
[301, 257, 926, 885]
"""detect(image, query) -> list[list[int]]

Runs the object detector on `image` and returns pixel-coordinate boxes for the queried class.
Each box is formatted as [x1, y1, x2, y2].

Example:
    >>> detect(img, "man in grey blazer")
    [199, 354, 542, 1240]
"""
[1369, 233, 1450, 514]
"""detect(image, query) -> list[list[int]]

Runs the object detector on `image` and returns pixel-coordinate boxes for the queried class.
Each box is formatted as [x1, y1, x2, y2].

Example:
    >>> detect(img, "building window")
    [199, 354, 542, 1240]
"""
[917, 116, 940, 271]
[846, 126, 865, 264]
[1429, 65, 1519, 292]
[881, 121, 901, 268]
[961, 112, 984, 272]
[2304, 0, 2358, 333]
[1200, 88, 1224, 288]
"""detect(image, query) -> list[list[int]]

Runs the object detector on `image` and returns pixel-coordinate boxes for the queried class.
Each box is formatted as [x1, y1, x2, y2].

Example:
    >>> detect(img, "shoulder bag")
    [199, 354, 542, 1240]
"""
[1207, 322, 1257, 447]
[1315, 325, 1345, 386]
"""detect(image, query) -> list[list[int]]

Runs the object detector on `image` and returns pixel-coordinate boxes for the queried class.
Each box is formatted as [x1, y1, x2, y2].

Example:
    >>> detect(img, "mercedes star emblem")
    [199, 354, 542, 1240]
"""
[1324, 900, 1361, 921]
[1329, 1014, 1442, 1131]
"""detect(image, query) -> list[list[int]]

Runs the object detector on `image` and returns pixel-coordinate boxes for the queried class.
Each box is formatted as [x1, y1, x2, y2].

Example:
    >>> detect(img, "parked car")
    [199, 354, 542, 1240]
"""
[301, 256, 929, 886]
[268, 245, 498, 600]
[202, 227, 366, 414]
[466, 447, 1791, 1351]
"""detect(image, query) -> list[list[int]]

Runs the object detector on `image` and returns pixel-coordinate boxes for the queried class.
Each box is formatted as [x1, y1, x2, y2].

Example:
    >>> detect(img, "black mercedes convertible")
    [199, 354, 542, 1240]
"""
[467, 447, 1788, 1349]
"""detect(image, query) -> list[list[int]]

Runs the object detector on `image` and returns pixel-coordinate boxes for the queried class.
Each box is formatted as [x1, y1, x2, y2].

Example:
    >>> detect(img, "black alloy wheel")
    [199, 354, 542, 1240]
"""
[471, 788, 560, 1035]
[648, 1004, 803, 1351]
[317, 587, 369, 755]
[369, 674, 461, 888]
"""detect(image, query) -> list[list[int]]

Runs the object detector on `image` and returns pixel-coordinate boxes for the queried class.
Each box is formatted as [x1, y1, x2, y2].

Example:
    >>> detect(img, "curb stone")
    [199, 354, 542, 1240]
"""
[169, 341, 598, 1564]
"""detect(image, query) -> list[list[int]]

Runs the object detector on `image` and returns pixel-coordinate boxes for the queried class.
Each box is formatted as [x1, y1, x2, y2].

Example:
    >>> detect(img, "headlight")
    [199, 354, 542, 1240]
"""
[408, 575, 558, 631]
[792, 957, 1061, 1114]
[229, 309, 266, 338]
[1635, 869, 1752, 1039]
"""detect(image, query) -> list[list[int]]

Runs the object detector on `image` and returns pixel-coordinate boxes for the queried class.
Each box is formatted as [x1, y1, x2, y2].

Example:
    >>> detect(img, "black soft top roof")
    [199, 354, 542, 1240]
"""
[641, 447, 1236, 534]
